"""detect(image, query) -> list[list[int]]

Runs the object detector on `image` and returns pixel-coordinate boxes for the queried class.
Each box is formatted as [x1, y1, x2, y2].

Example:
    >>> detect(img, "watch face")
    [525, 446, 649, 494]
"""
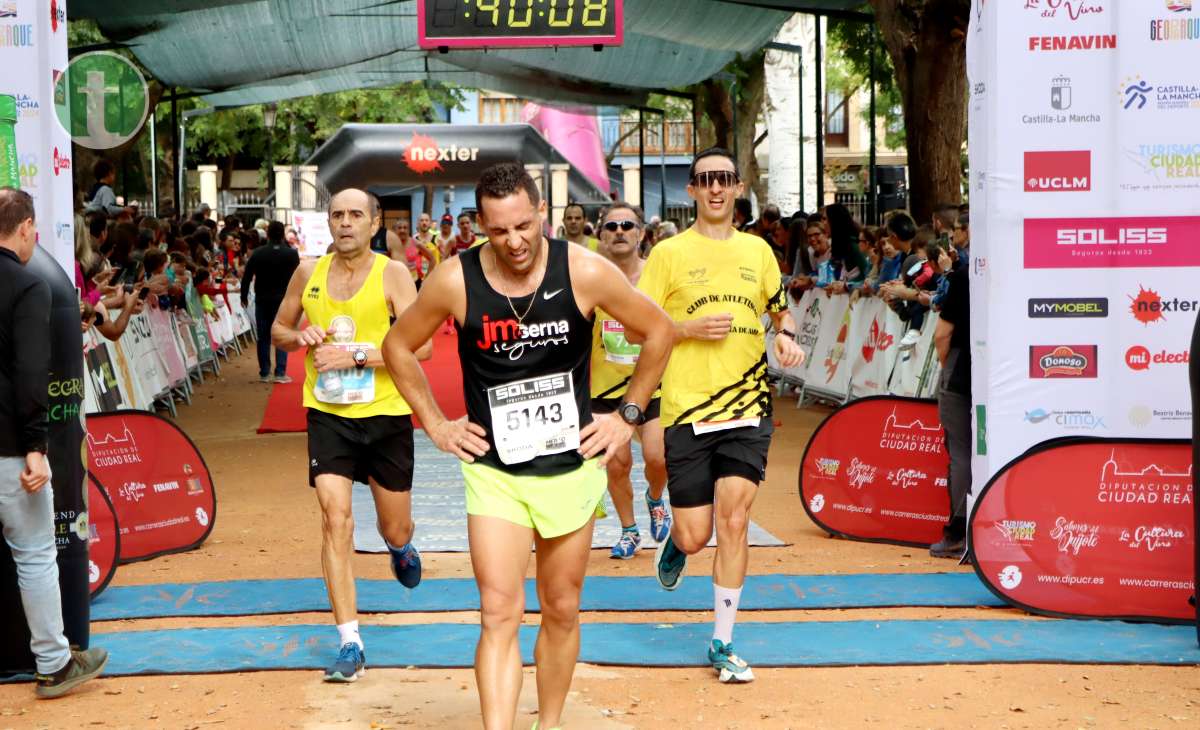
[620, 403, 641, 423]
[354, 350, 367, 365]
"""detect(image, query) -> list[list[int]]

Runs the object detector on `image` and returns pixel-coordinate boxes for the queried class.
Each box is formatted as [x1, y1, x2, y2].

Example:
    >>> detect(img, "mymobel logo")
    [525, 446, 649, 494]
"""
[53, 51, 150, 151]
[1028, 298, 1108, 318]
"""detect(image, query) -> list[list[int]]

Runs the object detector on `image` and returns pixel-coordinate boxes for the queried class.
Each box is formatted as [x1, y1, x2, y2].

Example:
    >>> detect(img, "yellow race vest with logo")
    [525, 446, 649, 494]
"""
[301, 253, 412, 418]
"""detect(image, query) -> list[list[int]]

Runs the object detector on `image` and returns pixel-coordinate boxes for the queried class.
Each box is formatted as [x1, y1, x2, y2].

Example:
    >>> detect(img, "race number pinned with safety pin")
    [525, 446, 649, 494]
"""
[487, 371, 580, 465]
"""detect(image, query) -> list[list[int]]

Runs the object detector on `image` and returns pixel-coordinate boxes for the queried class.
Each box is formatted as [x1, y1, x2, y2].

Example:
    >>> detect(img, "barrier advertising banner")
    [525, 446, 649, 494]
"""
[87, 475, 120, 598]
[86, 411, 216, 563]
[971, 439, 1193, 623]
[800, 396, 950, 547]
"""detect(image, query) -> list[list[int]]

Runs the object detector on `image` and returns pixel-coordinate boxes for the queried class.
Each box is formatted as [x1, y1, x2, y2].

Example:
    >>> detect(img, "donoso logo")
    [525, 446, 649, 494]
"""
[1024, 216, 1200, 268]
[1024, 150, 1091, 192]
[1029, 345, 1098, 378]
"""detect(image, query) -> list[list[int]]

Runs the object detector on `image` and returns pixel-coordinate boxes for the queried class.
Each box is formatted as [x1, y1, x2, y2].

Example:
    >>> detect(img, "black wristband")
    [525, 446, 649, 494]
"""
[778, 328, 796, 339]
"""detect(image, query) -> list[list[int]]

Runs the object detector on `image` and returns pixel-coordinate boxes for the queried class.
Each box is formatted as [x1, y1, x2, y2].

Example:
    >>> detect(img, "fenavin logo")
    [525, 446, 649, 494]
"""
[53, 52, 149, 150]
[1028, 298, 1108, 318]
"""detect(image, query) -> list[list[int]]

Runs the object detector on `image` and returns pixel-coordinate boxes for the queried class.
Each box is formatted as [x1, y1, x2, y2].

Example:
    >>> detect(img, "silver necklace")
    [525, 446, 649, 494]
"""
[494, 241, 546, 324]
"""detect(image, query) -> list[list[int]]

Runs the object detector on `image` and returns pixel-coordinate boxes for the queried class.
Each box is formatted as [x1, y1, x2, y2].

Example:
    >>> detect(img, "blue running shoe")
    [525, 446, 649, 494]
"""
[708, 639, 755, 683]
[645, 489, 671, 543]
[324, 642, 365, 683]
[388, 542, 422, 588]
[653, 535, 686, 590]
[610, 529, 641, 559]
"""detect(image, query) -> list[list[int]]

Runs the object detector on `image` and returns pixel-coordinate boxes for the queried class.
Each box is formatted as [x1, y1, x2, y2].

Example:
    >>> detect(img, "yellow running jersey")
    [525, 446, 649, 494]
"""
[301, 253, 412, 418]
[638, 227, 787, 426]
[589, 306, 661, 401]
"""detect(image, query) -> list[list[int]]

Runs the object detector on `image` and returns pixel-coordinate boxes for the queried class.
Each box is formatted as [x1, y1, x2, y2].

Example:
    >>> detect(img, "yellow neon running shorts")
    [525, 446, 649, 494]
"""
[462, 459, 608, 539]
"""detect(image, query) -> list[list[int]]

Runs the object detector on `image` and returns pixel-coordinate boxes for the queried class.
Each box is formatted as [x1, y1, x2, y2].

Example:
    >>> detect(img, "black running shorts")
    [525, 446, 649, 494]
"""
[589, 397, 662, 422]
[307, 410, 415, 492]
[663, 419, 773, 508]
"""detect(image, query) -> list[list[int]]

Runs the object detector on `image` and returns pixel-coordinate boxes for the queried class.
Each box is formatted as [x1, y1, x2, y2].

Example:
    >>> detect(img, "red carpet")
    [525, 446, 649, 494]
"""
[256, 329, 466, 434]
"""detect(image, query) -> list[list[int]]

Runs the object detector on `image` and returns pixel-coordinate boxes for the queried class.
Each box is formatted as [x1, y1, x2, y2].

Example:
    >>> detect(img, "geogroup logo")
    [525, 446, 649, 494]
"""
[1150, 9, 1199, 42]
[1119, 75, 1200, 111]
[1024, 150, 1090, 192]
[1127, 285, 1197, 325]
[53, 52, 150, 150]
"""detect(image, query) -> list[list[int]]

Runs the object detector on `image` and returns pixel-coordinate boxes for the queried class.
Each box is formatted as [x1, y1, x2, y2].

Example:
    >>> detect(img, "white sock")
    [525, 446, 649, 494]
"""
[337, 620, 363, 649]
[712, 584, 742, 644]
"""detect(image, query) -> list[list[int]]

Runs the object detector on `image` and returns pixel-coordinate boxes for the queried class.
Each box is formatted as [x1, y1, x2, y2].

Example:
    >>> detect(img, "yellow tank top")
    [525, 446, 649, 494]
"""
[589, 305, 661, 401]
[301, 253, 411, 418]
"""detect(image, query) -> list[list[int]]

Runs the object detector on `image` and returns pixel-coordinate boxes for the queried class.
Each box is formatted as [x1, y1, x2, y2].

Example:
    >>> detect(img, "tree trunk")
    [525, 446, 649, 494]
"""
[870, 0, 970, 223]
[696, 53, 768, 208]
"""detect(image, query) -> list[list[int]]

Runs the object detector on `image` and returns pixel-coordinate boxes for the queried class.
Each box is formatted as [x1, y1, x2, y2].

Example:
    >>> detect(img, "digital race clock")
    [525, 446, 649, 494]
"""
[417, 0, 624, 49]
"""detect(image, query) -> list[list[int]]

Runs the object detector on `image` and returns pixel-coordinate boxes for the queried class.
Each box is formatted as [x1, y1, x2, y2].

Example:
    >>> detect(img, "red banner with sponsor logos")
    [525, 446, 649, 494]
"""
[86, 475, 119, 598]
[86, 411, 216, 563]
[799, 396, 951, 547]
[970, 439, 1194, 624]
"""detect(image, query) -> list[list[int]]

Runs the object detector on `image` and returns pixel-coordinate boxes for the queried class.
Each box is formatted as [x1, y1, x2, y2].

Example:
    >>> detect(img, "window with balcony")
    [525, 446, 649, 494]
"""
[826, 89, 850, 148]
[480, 96, 528, 125]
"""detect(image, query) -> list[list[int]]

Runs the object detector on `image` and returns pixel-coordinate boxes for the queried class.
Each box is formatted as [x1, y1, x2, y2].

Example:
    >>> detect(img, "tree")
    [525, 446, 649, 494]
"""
[689, 50, 769, 207]
[868, 0, 971, 222]
[826, 18, 905, 152]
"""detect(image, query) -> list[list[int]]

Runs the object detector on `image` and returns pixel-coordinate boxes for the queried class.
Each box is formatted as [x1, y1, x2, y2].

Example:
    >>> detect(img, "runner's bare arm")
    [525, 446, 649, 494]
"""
[382, 258, 489, 461]
[385, 261, 433, 362]
[570, 249, 674, 463]
[271, 259, 325, 351]
[768, 308, 804, 368]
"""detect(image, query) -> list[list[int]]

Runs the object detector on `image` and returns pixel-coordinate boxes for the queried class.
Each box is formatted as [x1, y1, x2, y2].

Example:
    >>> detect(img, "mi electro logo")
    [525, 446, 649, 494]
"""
[1028, 298, 1108, 318]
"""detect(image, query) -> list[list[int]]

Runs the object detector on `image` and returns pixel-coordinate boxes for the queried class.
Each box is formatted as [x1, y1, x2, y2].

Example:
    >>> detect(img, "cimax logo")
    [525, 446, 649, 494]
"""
[1024, 150, 1091, 192]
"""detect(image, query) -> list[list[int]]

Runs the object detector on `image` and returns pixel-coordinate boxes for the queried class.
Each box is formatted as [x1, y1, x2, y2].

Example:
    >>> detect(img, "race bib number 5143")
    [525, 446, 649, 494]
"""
[487, 372, 580, 465]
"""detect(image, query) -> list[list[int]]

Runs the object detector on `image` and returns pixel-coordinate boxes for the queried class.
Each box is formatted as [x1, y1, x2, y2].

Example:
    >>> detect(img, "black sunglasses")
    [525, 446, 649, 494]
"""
[690, 170, 740, 189]
[602, 220, 640, 232]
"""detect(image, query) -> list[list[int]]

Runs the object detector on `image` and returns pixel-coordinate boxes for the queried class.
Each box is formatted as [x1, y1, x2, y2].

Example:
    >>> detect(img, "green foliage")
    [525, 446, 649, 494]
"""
[827, 17, 905, 149]
[158, 83, 465, 173]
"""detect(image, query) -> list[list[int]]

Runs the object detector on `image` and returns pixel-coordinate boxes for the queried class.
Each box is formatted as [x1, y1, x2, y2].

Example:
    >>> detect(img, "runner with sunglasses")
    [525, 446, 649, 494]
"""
[591, 203, 671, 559]
[638, 147, 806, 683]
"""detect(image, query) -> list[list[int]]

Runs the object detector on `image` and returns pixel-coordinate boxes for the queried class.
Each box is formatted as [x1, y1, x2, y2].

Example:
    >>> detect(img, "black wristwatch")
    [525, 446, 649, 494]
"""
[777, 328, 796, 340]
[618, 400, 645, 426]
[353, 348, 368, 370]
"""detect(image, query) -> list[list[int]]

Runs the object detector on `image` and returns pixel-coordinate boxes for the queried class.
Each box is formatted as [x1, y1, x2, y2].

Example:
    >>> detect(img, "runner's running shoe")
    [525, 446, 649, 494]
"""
[272, 375, 293, 384]
[654, 535, 686, 590]
[645, 489, 671, 543]
[324, 643, 365, 683]
[610, 529, 641, 559]
[708, 639, 755, 683]
[389, 542, 422, 588]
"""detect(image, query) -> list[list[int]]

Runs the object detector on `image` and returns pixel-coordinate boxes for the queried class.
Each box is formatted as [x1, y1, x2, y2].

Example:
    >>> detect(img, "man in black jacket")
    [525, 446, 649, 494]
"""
[241, 220, 300, 383]
[0, 188, 107, 698]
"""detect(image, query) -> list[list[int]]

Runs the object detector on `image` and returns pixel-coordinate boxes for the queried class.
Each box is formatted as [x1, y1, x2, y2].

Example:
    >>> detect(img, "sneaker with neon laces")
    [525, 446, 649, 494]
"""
[708, 639, 755, 683]
[324, 642, 365, 683]
[610, 529, 641, 559]
[653, 534, 686, 590]
[34, 648, 108, 699]
[645, 489, 671, 543]
[272, 374, 293, 384]
[389, 542, 422, 588]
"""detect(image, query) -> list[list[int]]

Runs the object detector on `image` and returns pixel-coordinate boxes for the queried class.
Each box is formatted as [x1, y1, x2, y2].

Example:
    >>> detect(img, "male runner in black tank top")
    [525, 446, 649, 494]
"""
[383, 163, 673, 730]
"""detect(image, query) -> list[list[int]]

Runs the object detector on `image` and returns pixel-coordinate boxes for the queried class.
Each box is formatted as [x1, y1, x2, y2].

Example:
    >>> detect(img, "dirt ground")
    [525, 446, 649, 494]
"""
[1, 347, 1197, 730]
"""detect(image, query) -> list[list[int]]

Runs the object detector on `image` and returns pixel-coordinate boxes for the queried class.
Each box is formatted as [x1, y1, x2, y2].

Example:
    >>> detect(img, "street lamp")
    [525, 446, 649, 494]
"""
[264, 103, 278, 197]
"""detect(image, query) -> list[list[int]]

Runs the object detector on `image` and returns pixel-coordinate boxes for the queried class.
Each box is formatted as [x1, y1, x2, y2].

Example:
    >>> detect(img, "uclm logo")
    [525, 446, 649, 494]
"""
[1024, 150, 1090, 192]
[1024, 216, 1200, 268]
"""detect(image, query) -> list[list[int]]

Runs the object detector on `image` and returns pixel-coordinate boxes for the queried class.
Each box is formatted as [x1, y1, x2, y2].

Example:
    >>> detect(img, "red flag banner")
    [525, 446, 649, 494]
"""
[799, 396, 951, 547]
[86, 411, 216, 563]
[970, 439, 1194, 624]
[86, 475, 119, 598]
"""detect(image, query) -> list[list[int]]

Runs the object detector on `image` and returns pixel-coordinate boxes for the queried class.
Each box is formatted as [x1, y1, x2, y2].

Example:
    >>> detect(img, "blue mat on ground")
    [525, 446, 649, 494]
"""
[352, 432, 786, 552]
[90, 573, 1004, 620]
[71, 620, 1200, 675]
